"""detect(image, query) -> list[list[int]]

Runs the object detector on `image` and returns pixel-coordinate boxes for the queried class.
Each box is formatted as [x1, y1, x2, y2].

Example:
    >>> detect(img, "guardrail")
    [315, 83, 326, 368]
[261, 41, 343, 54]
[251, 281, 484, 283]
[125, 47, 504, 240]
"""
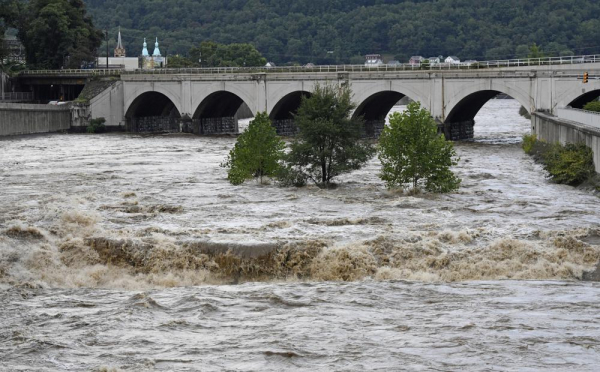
[17, 54, 600, 77]
[0, 92, 33, 101]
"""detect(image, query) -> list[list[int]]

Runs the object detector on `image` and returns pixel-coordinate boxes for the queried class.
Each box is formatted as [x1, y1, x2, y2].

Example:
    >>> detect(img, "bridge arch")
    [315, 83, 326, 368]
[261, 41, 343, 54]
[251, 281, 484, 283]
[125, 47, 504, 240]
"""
[352, 87, 428, 137]
[568, 91, 600, 109]
[125, 91, 181, 132]
[192, 91, 253, 134]
[269, 91, 312, 121]
[352, 84, 431, 114]
[555, 79, 600, 110]
[445, 82, 532, 123]
[443, 81, 532, 139]
[268, 90, 312, 136]
[124, 85, 182, 121]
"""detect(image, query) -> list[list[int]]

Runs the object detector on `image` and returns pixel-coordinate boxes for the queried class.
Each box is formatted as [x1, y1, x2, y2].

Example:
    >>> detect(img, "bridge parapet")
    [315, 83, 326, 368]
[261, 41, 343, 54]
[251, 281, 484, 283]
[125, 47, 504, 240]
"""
[18, 54, 600, 78]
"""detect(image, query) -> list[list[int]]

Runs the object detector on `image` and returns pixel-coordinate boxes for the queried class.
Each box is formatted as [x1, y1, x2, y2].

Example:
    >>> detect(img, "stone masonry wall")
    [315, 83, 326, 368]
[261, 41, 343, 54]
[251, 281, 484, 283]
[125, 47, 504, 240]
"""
[132, 117, 180, 133]
[441, 120, 475, 140]
[272, 119, 299, 136]
[191, 117, 238, 135]
[364, 120, 385, 138]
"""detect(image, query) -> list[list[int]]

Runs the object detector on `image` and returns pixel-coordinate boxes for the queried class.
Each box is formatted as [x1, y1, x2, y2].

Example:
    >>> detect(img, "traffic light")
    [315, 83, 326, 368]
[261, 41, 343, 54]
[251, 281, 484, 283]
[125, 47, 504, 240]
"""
[583, 72, 589, 83]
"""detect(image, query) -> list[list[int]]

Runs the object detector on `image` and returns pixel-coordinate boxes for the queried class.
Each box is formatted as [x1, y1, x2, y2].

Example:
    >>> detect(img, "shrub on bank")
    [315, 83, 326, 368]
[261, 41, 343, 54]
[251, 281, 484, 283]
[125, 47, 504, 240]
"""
[543, 143, 595, 186]
[522, 135, 595, 186]
[583, 101, 600, 113]
[86, 118, 106, 133]
[522, 134, 537, 154]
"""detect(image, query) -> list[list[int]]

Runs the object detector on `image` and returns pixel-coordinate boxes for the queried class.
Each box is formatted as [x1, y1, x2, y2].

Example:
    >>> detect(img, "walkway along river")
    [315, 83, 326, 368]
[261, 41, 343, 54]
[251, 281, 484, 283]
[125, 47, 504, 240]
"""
[0, 99, 599, 370]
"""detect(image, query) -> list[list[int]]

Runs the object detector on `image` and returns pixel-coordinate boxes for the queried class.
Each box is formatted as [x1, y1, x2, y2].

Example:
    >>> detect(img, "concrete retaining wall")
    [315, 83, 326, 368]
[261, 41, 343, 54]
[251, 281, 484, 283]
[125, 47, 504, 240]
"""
[0, 103, 71, 136]
[556, 108, 600, 130]
[89, 81, 124, 128]
[532, 112, 600, 173]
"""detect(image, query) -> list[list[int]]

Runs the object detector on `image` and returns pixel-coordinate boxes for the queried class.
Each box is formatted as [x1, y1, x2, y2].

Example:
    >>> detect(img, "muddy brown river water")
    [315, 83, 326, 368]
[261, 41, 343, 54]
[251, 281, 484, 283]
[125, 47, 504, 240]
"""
[0, 100, 599, 371]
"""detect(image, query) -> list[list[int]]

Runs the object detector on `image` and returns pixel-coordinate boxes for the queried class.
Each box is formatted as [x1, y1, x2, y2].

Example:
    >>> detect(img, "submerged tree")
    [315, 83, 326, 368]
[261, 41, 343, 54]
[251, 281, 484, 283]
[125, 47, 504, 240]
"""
[285, 83, 375, 187]
[222, 112, 285, 185]
[378, 102, 460, 193]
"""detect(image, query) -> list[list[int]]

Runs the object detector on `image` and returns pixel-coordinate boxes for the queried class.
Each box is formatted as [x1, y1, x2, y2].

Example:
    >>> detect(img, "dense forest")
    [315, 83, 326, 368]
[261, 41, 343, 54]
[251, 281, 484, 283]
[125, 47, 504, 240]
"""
[50, 0, 600, 64]
[82, 0, 600, 64]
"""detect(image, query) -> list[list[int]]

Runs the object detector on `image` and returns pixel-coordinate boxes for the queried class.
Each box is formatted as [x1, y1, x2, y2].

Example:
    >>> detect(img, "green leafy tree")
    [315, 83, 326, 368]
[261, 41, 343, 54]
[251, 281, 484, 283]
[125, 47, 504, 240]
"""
[378, 102, 461, 193]
[527, 43, 545, 59]
[583, 101, 600, 112]
[187, 41, 266, 67]
[222, 112, 285, 185]
[167, 54, 194, 68]
[285, 83, 375, 187]
[17, 0, 102, 69]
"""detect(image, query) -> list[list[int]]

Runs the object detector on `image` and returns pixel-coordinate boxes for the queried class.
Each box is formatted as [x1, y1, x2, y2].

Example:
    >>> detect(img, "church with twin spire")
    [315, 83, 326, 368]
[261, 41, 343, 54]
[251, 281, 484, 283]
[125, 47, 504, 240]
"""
[97, 28, 166, 70]
[140, 36, 165, 69]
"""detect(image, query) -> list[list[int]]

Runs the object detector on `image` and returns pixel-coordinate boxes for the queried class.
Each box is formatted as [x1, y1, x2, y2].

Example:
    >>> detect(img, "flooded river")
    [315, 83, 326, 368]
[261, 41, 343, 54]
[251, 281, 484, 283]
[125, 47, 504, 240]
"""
[1, 99, 599, 370]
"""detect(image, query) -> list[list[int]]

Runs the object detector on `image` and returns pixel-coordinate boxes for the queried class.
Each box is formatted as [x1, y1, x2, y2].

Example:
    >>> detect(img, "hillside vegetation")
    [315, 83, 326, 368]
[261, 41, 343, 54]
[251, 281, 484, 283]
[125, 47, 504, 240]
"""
[84, 0, 600, 64]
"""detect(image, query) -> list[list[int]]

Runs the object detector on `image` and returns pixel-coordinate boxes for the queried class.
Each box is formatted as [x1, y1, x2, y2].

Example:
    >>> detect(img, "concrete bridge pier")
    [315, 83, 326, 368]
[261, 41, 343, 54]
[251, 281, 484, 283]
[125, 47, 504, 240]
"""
[439, 120, 475, 141]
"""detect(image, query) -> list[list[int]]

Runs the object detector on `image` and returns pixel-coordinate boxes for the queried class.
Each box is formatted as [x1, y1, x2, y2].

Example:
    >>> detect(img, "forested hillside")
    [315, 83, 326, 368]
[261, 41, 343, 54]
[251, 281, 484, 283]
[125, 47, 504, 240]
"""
[84, 0, 600, 64]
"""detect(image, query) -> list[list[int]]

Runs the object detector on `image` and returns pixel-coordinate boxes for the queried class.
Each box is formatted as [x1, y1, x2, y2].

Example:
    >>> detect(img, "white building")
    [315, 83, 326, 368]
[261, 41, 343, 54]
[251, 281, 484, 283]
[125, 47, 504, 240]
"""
[96, 57, 139, 70]
[96, 29, 139, 70]
[365, 54, 384, 67]
[445, 56, 461, 64]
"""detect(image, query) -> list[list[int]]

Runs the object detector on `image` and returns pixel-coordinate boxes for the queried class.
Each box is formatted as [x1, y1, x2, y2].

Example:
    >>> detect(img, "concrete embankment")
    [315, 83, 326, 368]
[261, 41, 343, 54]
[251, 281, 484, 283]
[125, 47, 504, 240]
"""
[0, 103, 71, 137]
[532, 112, 600, 173]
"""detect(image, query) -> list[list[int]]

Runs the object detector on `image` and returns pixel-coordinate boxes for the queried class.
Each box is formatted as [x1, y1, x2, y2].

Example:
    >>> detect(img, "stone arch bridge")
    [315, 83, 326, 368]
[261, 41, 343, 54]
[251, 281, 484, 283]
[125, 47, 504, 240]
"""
[86, 63, 600, 139]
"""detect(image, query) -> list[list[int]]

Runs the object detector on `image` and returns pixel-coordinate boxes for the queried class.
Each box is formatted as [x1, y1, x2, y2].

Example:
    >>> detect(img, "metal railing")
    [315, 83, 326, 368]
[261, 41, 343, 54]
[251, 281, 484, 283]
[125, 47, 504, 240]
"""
[0, 92, 33, 101]
[17, 54, 600, 77]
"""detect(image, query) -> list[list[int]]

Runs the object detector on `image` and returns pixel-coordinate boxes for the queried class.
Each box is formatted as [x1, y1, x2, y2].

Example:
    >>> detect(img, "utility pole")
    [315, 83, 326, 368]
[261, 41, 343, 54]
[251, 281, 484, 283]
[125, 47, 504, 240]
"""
[105, 29, 109, 70]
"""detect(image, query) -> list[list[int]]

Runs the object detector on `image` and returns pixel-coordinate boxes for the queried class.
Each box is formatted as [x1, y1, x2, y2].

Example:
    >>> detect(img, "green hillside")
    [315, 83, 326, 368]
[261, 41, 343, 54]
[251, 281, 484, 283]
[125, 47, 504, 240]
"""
[84, 0, 600, 64]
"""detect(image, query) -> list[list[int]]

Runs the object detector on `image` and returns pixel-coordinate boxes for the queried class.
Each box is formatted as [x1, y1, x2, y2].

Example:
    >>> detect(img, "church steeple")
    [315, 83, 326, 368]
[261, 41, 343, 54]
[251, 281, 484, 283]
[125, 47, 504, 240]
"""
[152, 37, 161, 57]
[142, 38, 149, 57]
[114, 27, 126, 57]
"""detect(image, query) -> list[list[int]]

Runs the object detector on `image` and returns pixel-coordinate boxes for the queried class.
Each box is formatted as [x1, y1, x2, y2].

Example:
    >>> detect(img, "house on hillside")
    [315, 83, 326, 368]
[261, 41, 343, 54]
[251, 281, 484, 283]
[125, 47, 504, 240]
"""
[365, 54, 384, 67]
[387, 60, 401, 67]
[427, 56, 442, 64]
[265, 62, 276, 68]
[409, 56, 424, 65]
[445, 56, 461, 64]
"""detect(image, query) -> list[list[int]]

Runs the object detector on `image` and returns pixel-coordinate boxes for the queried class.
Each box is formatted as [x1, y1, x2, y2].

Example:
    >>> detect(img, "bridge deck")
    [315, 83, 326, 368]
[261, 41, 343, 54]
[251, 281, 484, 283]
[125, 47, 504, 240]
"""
[18, 55, 600, 79]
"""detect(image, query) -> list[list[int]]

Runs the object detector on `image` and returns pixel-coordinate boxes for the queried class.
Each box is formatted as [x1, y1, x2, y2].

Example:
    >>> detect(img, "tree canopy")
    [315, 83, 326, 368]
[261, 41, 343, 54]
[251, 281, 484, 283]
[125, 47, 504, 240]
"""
[222, 112, 285, 185]
[5, 0, 102, 69]
[285, 83, 375, 187]
[378, 102, 461, 193]
[80, 0, 600, 65]
[179, 41, 266, 67]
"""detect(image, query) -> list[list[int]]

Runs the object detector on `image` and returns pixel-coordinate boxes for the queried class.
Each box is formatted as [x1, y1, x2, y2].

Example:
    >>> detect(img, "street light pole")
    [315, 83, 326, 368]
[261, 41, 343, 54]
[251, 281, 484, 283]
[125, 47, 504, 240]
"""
[105, 29, 109, 70]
